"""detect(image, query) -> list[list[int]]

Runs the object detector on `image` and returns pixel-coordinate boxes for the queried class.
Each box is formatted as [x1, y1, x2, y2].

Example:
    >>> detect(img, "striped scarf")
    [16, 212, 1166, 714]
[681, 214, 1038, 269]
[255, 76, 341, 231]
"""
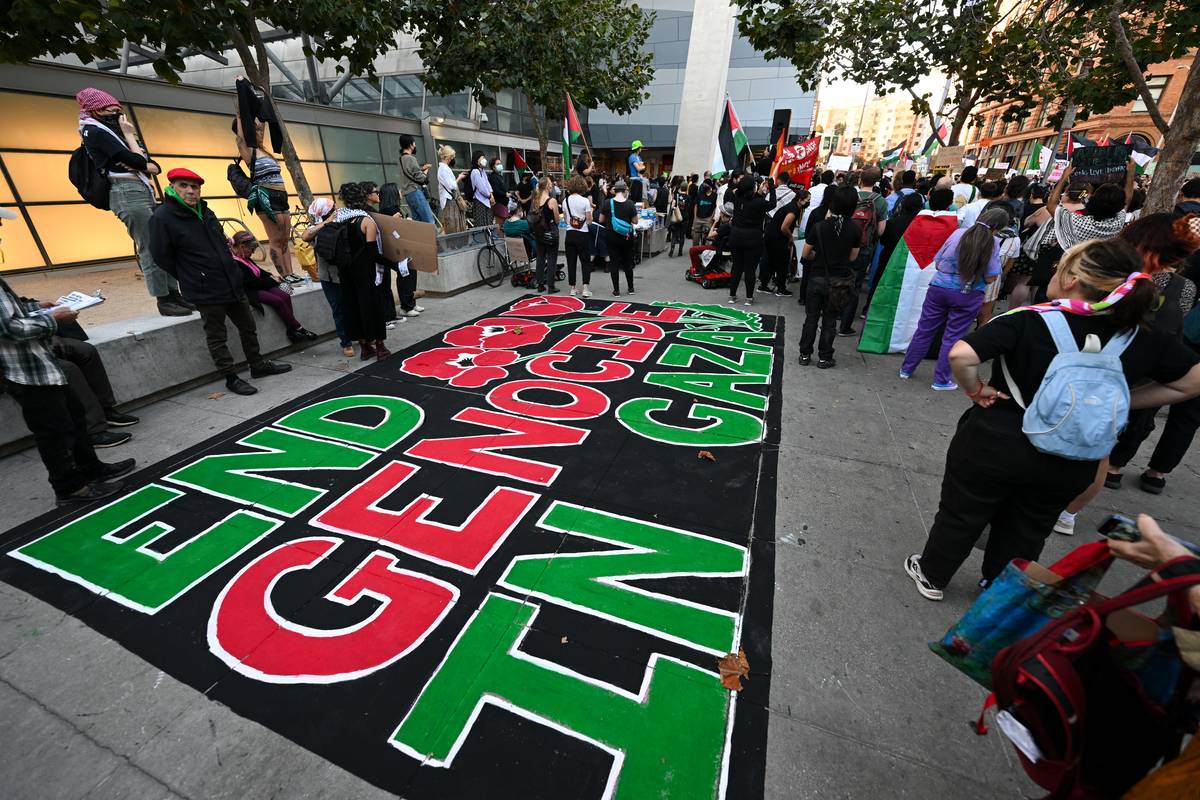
[1004, 271, 1151, 317]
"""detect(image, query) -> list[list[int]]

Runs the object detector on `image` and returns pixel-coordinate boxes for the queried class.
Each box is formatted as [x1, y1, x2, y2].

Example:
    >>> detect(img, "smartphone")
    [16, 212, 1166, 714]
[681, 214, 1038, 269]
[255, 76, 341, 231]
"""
[1098, 514, 1140, 542]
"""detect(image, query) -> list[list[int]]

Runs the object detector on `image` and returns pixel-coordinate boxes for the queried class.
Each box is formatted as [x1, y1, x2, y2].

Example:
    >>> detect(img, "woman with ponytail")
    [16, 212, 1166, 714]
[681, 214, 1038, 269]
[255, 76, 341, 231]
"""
[901, 207, 1011, 389]
[904, 238, 1200, 600]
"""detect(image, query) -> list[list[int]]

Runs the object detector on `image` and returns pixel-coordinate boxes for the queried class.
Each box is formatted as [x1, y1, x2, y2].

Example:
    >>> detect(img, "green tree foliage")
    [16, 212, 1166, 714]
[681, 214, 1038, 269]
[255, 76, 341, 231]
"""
[732, 0, 1002, 145]
[982, 0, 1200, 212]
[403, 0, 656, 168]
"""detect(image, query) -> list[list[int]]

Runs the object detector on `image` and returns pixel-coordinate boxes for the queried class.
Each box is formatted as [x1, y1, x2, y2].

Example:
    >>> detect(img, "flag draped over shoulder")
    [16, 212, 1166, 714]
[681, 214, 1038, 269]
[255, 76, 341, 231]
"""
[563, 94, 582, 178]
[711, 99, 749, 178]
[858, 211, 960, 354]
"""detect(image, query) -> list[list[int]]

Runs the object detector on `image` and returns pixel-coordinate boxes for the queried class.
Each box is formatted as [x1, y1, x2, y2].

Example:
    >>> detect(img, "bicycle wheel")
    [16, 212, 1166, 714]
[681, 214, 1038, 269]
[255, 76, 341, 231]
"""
[477, 245, 504, 287]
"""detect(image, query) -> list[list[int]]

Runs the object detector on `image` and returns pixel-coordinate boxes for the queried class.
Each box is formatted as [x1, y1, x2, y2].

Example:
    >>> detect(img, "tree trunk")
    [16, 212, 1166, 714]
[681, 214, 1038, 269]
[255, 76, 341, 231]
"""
[1144, 49, 1200, 215]
[527, 95, 550, 174]
[947, 97, 974, 146]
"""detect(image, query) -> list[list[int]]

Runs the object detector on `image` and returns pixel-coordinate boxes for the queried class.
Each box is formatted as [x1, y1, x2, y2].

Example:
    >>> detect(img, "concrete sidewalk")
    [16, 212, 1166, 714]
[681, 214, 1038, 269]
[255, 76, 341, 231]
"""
[2, 251, 1197, 798]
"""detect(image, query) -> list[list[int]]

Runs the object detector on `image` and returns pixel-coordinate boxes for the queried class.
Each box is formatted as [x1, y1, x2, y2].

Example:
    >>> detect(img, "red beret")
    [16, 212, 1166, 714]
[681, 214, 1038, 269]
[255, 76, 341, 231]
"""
[166, 167, 204, 185]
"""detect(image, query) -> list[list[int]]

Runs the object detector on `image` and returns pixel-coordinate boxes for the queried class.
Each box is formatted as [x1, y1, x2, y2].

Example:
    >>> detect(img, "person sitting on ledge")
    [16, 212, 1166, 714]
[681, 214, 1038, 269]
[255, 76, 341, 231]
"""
[149, 167, 292, 396]
[228, 231, 318, 344]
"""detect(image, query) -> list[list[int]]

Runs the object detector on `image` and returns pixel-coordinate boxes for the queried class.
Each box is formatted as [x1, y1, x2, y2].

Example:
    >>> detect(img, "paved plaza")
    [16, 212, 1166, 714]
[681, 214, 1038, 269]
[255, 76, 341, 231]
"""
[2, 250, 1197, 799]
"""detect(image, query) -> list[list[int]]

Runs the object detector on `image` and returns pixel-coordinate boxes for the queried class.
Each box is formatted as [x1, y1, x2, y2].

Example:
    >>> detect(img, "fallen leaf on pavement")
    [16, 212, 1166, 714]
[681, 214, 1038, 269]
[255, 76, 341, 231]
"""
[207, 391, 225, 400]
[513, 325, 523, 335]
[698, 450, 717, 462]
[718, 649, 749, 691]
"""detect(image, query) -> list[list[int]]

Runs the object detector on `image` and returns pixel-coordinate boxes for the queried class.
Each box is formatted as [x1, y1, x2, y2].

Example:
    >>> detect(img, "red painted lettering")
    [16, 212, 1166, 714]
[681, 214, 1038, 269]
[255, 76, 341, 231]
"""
[598, 303, 686, 324]
[551, 332, 654, 363]
[405, 408, 588, 485]
[313, 461, 538, 573]
[576, 319, 665, 341]
[208, 537, 456, 683]
[487, 379, 610, 421]
[526, 353, 635, 383]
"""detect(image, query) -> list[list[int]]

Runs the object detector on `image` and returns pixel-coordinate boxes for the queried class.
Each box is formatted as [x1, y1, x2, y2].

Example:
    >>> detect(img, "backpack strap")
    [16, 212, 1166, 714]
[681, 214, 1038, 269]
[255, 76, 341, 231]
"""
[1039, 310, 1080, 355]
[1099, 325, 1137, 356]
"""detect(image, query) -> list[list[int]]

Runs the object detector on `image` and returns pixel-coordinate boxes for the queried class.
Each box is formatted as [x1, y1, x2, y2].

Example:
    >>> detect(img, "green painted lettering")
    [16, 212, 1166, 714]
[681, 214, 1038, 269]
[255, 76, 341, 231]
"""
[677, 329, 776, 353]
[164, 428, 375, 516]
[500, 502, 745, 654]
[616, 397, 763, 446]
[645, 370, 768, 410]
[657, 343, 772, 376]
[391, 594, 729, 799]
[274, 394, 423, 450]
[12, 485, 277, 613]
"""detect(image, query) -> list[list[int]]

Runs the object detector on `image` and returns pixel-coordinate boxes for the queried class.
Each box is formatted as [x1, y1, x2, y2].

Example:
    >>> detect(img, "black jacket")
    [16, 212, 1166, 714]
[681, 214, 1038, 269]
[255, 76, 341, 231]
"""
[149, 195, 245, 305]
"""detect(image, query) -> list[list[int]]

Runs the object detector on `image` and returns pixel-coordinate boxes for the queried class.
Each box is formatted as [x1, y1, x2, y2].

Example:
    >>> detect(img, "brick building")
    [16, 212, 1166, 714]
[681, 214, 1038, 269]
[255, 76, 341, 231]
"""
[963, 52, 1197, 174]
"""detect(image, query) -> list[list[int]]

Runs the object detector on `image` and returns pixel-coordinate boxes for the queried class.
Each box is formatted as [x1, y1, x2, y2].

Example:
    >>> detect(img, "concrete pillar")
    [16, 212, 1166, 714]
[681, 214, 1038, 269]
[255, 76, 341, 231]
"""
[671, 0, 735, 177]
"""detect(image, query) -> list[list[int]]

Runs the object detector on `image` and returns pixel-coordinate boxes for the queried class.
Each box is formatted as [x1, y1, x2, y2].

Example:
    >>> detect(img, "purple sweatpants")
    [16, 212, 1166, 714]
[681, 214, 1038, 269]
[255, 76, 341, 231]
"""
[901, 284, 984, 385]
[255, 287, 301, 331]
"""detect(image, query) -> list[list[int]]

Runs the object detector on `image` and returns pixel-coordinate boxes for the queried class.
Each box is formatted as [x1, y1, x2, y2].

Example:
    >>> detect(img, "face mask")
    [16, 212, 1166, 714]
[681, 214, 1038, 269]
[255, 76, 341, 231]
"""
[94, 113, 121, 126]
[478, 158, 487, 167]
[494, 163, 502, 171]
[449, 158, 456, 167]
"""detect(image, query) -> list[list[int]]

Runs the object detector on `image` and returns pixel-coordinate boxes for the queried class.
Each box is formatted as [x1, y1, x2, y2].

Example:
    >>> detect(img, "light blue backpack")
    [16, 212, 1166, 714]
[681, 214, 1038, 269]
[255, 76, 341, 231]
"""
[1001, 310, 1136, 461]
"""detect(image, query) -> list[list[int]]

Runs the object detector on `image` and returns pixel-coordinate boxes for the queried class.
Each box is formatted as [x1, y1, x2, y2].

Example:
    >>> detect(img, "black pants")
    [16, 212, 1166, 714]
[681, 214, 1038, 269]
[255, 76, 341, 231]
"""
[1109, 396, 1200, 474]
[764, 236, 790, 292]
[839, 250, 873, 331]
[564, 230, 592, 287]
[536, 236, 559, 289]
[919, 407, 1097, 587]
[729, 240, 762, 299]
[607, 235, 634, 293]
[7, 381, 103, 496]
[54, 336, 116, 435]
[196, 298, 264, 376]
[668, 222, 686, 255]
[395, 267, 417, 312]
[798, 276, 840, 360]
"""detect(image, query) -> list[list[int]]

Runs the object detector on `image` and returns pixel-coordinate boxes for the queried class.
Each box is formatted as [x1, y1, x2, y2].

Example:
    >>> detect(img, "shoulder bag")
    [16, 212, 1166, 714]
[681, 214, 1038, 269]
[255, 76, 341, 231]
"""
[816, 221, 856, 313]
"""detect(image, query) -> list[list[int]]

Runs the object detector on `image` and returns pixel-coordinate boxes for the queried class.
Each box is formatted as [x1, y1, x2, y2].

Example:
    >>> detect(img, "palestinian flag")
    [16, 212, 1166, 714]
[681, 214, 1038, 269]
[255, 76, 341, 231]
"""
[711, 99, 749, 178]
[879, 142, 905, 167]
[858, 211, 960, 354]
[563, 93, 582, 178]
[513, 149, 529, 178]
[1064, 131, 1092, 158]
[918, 120, 950, 158]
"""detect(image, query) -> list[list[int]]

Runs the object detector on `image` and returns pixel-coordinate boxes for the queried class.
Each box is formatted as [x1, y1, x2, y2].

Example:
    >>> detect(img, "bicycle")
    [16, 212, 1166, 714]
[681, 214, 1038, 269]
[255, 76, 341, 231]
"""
[289, 205, 311, 246]
[476, 227, 524, 287]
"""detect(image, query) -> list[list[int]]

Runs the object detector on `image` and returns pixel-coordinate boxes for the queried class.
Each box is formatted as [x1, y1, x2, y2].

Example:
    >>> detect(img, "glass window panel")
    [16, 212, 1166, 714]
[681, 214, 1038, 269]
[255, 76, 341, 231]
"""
[1132, 76, 1169, 113]
[0, 208, 46, 270]
[384, 164, 404, 188]
[382, 75, 424, 119]
[320, 126, 382, 162]
[2, 153, 78, 203]
[25, 204, 134, 264]
[280, 162, 332, 197]
[142, 156, 234, 198]
[426, 93, 471, 121]
[328, 162, 387, 190]
[0, 170, 13, 203]
[288, 123, 324, 161]
[206, 198, 269, 242]
[0, 91, 85, 151]
[436, 140, 471, 164]
[341, 78, 382, 114]
[134, 106, 242, 158]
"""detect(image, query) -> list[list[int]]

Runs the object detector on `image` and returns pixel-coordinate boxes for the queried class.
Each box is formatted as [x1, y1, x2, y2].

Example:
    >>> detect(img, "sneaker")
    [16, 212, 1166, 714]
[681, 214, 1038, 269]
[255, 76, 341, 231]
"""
[904, 554, 943, 601]
[55, 479, 125, 507]
[628, 289, 635, 295]
[836, 328, 857, 337]
[570, 288, 578, 296]
[104, 410, 139, 427]
[1139, 472, 1166, 495]
[385, 321, 397, 330]
[89, 430, 132, 449]
[413, 305, 425, 313]
[774, 289, 794, 297]
[297, 327, 319, 340]
[744, 297, 754, 306]
[341, 345, 355, 357]
[250, 360, 292, 378]
[225, 376, 257, 395]
[817, 358, 836, 369]
[1104, 471, 1123, 489]
[402, 309, 421, 317]
[899, 371, 911, 380]
[283, 274, 304, 284]
[582, 287, 592, 297]
[931, 382, 959, 391]
[92, 458, 136, 480]
[1053, 512, 1076, 536]
[798, 354, 812, 366]
[612, 291, 620, 297]
[727, 296, 738, 304]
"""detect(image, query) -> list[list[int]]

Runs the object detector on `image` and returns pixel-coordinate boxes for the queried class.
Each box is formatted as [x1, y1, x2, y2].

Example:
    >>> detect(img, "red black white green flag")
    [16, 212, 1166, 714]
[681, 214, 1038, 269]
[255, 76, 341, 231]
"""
[711, 99, 749, 178]
[562, 94, 582, 178]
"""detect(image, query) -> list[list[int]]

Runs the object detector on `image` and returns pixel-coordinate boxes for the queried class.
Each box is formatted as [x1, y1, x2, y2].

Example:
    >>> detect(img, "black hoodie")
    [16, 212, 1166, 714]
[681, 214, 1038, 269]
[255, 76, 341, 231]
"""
[148, 193, 245, 305]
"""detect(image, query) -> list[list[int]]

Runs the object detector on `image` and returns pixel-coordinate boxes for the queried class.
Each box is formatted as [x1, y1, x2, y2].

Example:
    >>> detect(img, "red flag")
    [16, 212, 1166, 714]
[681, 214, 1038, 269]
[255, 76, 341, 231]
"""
[1095, 131, 1111, 147]
[774, 137, 820, 186]
[1123, 132, 1133, 145]
[768, 126, 788, 179]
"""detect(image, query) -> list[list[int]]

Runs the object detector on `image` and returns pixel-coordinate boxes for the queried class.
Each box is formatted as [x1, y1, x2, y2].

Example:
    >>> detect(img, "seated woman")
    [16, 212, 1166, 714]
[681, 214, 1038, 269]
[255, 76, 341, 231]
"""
[229, 231, 317, 342]
[502, 205, 537, 261]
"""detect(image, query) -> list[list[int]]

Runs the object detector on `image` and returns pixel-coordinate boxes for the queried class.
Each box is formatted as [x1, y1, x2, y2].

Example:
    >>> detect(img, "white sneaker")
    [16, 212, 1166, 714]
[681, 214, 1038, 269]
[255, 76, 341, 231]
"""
[1053, 512, 1076, 536]
[570, 288, 578, 296]
[414, 305, 425, 313]
[403, 309, 421, 317]
[582, 287, 591, 297]
[728, 296, 738, 304]
[904, 554, 943, 601]
[385, 320, 397, 329]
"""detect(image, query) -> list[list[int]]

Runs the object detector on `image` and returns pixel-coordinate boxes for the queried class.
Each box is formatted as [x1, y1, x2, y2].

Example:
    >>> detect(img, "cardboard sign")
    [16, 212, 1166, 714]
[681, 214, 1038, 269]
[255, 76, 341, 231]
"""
[370, 212, 439, 273]
[931, 145, 965, 168]
[827, 154, 853, 172]
[1071, 143, 1130, 185]
[983, 168, 1007, 180]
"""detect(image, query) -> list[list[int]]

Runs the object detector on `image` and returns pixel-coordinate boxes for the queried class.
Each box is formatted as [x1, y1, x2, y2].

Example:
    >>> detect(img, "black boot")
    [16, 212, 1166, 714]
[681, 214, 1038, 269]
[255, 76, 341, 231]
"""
[157, 297, 192, 317]
[168, 290, 197, 310]
[250, 360, 293, 378]
[225, 375, 258, 395]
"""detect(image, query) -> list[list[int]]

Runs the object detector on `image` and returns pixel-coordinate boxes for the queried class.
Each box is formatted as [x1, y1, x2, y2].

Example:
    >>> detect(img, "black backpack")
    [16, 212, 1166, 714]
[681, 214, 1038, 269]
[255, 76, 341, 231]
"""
[314, 220, 353, 267]
[68, 145, 111, 210]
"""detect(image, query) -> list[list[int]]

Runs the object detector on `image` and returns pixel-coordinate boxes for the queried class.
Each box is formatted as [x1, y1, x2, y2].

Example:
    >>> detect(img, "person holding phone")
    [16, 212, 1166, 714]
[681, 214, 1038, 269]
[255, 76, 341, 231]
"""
[0, 240, 135, 506]
[76, 88, 192, 316]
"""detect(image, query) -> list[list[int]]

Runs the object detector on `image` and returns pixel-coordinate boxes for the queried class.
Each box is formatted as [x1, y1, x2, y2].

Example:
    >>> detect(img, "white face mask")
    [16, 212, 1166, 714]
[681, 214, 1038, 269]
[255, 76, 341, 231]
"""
[494, 163, 502, 171]
[478, 158, 487, 167]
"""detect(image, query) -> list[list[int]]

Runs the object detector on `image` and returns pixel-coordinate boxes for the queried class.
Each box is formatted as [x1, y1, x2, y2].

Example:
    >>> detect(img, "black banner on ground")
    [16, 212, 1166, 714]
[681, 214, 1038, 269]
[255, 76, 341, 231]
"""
[0, 295, 783, 800]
